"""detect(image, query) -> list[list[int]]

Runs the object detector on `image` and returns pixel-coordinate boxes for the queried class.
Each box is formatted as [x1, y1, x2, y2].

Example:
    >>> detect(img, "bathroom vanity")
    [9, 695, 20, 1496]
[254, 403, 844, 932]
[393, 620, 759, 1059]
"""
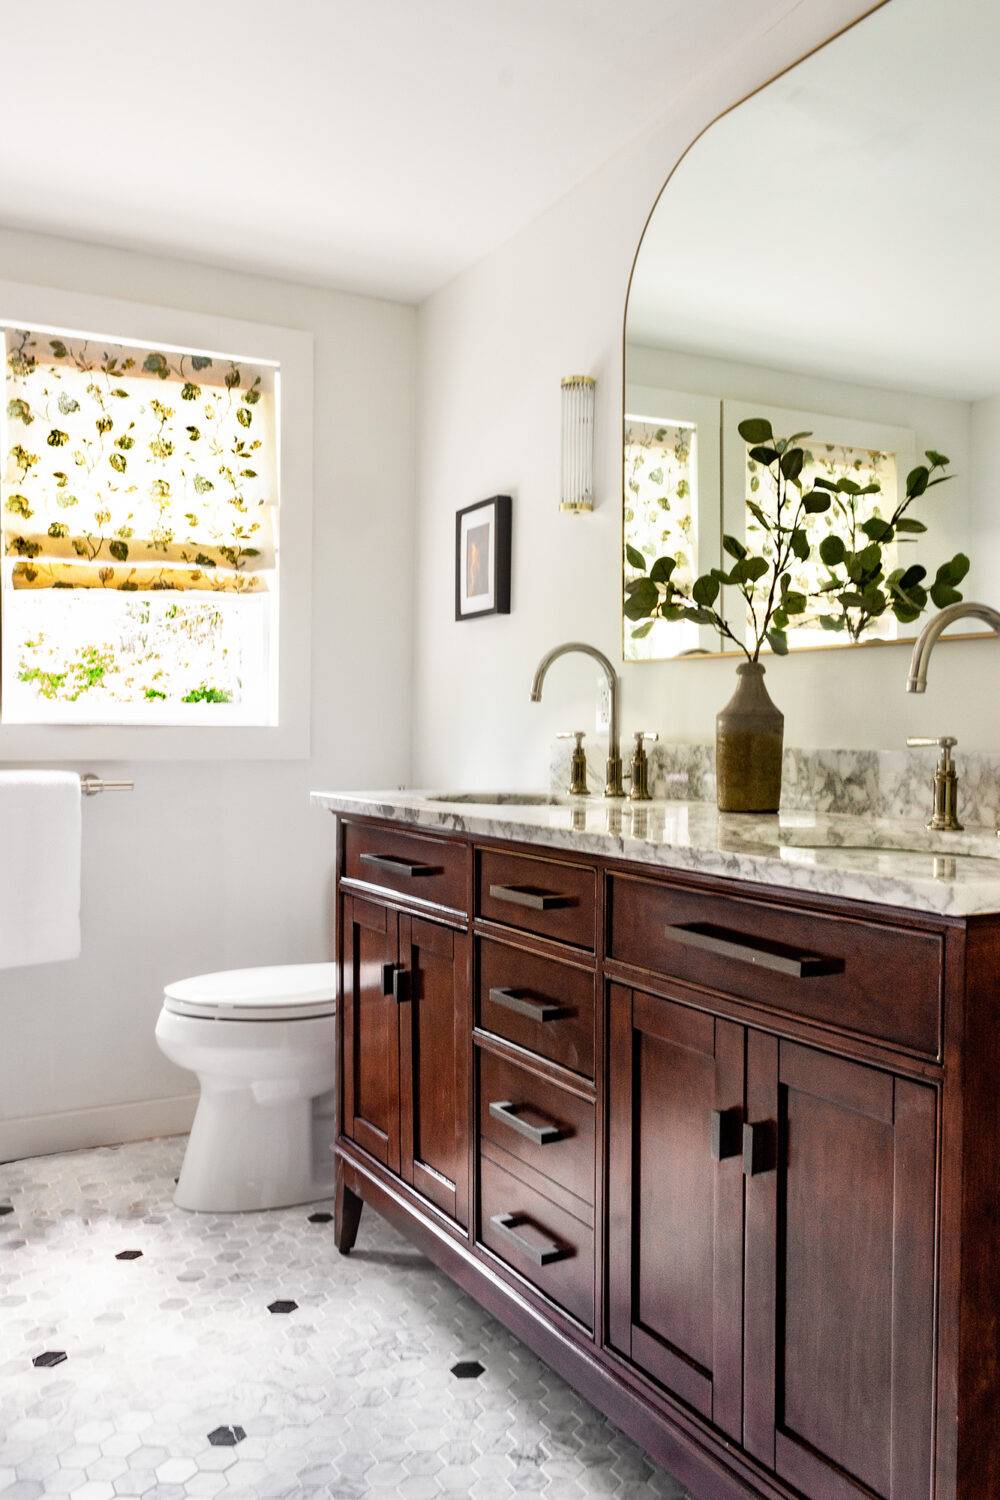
[314, 791, 1000, 1500]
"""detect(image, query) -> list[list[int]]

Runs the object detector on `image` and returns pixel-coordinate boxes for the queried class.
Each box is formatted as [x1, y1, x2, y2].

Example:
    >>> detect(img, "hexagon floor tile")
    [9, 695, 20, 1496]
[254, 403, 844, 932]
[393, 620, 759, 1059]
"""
[0, 1137, 690, 1498]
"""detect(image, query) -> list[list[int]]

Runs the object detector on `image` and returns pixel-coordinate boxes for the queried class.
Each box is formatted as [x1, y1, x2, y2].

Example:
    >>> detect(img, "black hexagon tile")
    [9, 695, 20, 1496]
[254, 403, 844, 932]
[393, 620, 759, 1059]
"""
[267, 1299, 298, 1314]
[207, 1424, 247, 1447]
[451, 1359, 485, 1379]
[307, 1211, 333, 1224]
[115, 1249, 143, 1261]
[32, 1350, 67, 1368]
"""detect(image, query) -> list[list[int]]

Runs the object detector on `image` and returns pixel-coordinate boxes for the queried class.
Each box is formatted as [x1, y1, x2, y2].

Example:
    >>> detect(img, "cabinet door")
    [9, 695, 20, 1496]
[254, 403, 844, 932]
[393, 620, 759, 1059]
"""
[743, 1034, 936, 1500]
[398, 913, 469, 1226]
[607, 984, 745, 1441]
[341, 895, 401, 1173]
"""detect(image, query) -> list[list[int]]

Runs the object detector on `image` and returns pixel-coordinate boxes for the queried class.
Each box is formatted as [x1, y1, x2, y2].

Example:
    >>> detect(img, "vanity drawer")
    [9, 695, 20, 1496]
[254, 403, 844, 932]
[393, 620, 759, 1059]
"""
[478, 939, 595, 1077]
[343, 821, 467, 913]
[608, 874, 943, 1057]
[479, 1153, 594, 1328]
[478, 848, 596, 949]
[479, 1049, 594, 1208]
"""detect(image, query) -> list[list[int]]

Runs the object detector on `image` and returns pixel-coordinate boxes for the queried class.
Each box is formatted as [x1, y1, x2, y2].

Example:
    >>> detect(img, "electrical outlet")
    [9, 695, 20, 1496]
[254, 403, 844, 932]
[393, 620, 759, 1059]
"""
[595, 676, 611, 732]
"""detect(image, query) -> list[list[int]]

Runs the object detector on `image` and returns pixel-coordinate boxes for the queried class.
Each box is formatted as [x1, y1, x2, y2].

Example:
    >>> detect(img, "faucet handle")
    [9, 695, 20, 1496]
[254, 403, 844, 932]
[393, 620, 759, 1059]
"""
[907, 735, 957, 767]
[558, 731, 589, 796]
[632, 730, 658, 748]
[557, 730, 586, 744]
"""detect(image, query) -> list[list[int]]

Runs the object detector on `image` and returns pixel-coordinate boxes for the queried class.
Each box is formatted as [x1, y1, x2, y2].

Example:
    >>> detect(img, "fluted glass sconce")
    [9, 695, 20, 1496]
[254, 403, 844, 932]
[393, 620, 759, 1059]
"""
[560, 375, 595, 513]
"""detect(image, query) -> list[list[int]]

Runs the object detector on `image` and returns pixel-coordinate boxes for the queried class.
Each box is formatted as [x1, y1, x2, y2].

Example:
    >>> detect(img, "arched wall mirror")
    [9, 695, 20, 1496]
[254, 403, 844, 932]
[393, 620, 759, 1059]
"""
[623, 0, 1000, 662]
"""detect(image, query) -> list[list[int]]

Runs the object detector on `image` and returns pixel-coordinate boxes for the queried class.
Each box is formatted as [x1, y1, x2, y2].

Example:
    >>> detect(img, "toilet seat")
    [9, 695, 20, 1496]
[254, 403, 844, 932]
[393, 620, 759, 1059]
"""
[163, 963, 336, 1022]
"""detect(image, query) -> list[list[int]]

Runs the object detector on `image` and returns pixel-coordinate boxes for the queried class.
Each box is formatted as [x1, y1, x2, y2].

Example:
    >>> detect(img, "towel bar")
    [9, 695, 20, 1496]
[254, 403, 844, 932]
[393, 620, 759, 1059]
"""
[81, 775, 135, 797]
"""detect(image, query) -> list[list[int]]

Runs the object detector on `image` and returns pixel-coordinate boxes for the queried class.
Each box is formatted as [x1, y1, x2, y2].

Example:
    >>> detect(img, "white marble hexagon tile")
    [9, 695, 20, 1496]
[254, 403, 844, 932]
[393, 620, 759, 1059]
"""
[0, 1138, 688, 1500]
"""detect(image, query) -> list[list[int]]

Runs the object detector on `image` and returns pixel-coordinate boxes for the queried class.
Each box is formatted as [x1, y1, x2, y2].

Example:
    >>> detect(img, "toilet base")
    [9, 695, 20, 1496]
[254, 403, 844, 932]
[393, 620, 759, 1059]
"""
[175, 1083, 336, 1213]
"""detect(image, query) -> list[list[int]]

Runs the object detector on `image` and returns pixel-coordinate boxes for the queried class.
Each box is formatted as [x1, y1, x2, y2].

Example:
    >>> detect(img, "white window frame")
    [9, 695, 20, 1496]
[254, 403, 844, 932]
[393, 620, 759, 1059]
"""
[0, 280, 313, 761]
[624, 385, 722, 658]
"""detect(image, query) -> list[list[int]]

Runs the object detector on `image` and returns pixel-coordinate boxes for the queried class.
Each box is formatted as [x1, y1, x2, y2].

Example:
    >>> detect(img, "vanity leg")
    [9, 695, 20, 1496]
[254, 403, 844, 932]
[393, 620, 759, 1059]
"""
[335, 1163, 363, 1255]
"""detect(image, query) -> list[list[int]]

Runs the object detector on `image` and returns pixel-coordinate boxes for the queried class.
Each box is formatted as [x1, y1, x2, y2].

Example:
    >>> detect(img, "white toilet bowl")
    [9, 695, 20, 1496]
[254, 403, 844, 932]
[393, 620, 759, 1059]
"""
[155, 963, 337, 1213]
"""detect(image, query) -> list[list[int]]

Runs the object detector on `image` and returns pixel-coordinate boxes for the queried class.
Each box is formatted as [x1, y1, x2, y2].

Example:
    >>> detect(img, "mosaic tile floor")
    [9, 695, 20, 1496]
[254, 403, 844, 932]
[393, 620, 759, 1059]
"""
[0, 1137, 689, 1499]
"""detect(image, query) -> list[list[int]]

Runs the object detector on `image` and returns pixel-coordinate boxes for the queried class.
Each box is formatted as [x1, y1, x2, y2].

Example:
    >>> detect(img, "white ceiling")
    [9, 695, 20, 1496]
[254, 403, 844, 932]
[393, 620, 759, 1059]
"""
[627, 0, 1000, 400]
[0, 0, 792, 305]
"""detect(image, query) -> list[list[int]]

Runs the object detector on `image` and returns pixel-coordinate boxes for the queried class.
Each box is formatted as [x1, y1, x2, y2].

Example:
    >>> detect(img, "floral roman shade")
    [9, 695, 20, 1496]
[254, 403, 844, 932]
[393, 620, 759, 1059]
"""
[3, 328, 276, 593]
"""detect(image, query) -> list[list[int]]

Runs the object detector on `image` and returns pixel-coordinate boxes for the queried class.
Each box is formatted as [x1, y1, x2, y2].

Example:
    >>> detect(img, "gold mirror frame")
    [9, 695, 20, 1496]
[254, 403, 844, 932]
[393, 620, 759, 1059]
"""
[619, 0, 994, 663]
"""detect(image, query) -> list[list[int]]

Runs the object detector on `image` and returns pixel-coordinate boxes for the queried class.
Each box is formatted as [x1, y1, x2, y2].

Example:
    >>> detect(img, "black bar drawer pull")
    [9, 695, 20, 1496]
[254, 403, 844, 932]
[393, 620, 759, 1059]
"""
[488, 986, 571, 1024]
[743, 1120, 776, 1177]
[665, 921, 843, 979]
[489, 883, 574, 911]
[360, 852, 439, 878]
[490, 1211, 571, 1266]
[488, 1099, 566, 1146]
[710, 1107, 742, 1162]
[381, 963, 409, 1003]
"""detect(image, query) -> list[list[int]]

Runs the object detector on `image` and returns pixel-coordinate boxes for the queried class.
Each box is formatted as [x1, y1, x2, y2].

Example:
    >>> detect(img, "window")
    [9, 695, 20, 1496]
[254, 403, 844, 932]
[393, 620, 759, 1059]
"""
[722, 401, 914, 651]
[623, 388, 721, 661]
[2, 325, 279, 724]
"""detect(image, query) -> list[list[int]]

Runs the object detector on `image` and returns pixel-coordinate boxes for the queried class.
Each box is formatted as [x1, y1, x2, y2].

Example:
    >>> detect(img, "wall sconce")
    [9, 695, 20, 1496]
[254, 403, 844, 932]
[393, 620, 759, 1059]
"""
[560, 375, 596, 514]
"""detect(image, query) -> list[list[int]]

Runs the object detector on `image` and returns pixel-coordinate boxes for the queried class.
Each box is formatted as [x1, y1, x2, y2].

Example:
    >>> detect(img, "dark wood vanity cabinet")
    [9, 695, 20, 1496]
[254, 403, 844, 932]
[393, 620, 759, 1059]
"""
[333, 816, 1000, 1500]
[341, 888, 469, 1227]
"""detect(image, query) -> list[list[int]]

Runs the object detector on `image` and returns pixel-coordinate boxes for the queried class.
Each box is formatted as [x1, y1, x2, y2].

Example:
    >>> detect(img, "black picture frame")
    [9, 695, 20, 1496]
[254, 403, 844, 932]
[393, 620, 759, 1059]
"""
[455, 494, 512, 621]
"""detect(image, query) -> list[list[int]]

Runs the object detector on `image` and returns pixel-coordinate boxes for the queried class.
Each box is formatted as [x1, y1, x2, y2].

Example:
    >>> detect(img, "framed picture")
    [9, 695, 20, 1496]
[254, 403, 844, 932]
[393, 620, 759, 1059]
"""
[455, 494, 512, 621]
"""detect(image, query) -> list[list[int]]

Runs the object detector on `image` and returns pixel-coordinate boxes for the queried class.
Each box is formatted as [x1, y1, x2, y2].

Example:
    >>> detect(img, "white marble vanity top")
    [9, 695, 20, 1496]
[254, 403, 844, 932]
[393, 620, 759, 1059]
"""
[310, 789, 1000, 917]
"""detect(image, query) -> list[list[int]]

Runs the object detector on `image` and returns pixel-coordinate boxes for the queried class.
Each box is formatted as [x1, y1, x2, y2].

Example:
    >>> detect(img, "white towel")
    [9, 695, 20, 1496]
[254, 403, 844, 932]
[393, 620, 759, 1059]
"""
[0, 771, 82, 969]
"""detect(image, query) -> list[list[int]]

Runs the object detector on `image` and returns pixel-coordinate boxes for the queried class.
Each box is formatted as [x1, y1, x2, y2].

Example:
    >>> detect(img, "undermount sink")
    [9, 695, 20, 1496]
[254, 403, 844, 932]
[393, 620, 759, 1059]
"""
[779, 830, 1000, 862]
[423, 790, 568, 806]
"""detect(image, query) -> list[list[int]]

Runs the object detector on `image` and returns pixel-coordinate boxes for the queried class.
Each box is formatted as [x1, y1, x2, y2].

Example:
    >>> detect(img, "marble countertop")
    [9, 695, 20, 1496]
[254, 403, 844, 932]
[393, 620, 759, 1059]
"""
[310, 789, 1000, 917]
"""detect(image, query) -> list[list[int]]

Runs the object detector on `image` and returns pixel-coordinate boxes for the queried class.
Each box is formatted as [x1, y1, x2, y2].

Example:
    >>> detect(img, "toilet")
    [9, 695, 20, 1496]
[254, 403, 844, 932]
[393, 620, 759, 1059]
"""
[155, 963, 337, 1213]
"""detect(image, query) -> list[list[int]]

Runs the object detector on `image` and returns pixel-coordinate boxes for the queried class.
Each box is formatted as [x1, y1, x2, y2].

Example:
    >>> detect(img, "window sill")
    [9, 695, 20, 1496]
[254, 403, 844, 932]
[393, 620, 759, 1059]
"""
[0, 720, 309, 763]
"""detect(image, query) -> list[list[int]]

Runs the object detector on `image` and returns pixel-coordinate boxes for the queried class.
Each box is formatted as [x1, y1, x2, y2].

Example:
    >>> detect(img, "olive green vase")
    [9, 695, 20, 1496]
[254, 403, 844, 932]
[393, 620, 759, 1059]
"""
[715, 661, 784, 814]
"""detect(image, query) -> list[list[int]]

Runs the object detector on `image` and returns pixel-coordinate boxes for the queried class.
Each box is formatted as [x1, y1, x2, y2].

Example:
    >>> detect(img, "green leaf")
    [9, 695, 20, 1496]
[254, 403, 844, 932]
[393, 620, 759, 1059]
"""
[801, 492, 831, 514]
[930, 583, 963, 609]
[746, 500, 769, 528]
[820, 615, 845, 632]
[143, 352, 169, 379]
[813, 476, 839, 492]
[782, 591, 807, 615]
[108, 539, 129, 562]
[743, 556, 769, 582]
[722, 535, 747, 560]
[692, 574, 720, 607]
[46, 428, 69, 447]
[766, 629, 789, 656]
[899, 564, 928, 590]
[935, 553, 970, 585]
[779, 447, 804, 484]
[236, 407, 252, 428]
[925, 449, 949, 467]
[181, 382, 201, 401]
[790, 529, 809, 562]
[49, 339, 68, 358]
[749, 445, 780, 467]
[906, 465, 930, 498]
[738, 418, 773, 444]
[623, 578, 659, 619]
[682, 606, 717, 626]
[861, 517, 894, 543]
[6, 398, 32, 424]
[625, 543, 646, 571]
[631, 621, 654, 640]
[109, 452, 127, 473]
[190, 355, 213, 372]
[649, 556, 676, 585]
[819, 534, 846, 567]
[894, 517, 926, 534]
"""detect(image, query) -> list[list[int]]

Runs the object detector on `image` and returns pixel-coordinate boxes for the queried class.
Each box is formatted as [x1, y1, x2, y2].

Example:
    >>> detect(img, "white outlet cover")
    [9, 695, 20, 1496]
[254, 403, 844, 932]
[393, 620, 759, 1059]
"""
[595, 677, 611, 731]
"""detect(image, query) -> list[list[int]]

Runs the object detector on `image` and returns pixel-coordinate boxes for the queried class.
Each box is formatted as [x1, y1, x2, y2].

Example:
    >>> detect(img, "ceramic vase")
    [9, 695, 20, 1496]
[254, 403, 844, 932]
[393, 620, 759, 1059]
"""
[715, 660, 783, 813]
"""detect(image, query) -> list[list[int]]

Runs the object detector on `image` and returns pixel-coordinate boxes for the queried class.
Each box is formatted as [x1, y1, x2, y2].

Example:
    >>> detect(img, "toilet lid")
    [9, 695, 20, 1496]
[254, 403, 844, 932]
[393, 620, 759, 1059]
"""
[163, 963, 336, 1021]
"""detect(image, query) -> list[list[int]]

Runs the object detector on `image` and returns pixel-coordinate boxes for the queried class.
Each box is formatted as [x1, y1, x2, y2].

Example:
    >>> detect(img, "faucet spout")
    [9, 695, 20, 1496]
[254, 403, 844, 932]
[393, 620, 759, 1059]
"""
[530, 641, 624, 797]
[906, 602, 1000, 693]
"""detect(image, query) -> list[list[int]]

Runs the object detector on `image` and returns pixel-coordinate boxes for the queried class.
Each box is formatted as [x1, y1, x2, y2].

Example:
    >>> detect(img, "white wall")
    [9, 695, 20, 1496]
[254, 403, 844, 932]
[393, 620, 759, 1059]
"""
[0, 228, 417, 1160]
[411, 0, 1000, 786]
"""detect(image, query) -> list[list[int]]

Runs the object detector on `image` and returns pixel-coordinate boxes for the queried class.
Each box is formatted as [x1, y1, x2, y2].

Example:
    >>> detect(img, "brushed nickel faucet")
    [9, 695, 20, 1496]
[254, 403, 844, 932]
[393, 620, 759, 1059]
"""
[531, 642, 624, 797]
[906, 601, 1000, 692]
